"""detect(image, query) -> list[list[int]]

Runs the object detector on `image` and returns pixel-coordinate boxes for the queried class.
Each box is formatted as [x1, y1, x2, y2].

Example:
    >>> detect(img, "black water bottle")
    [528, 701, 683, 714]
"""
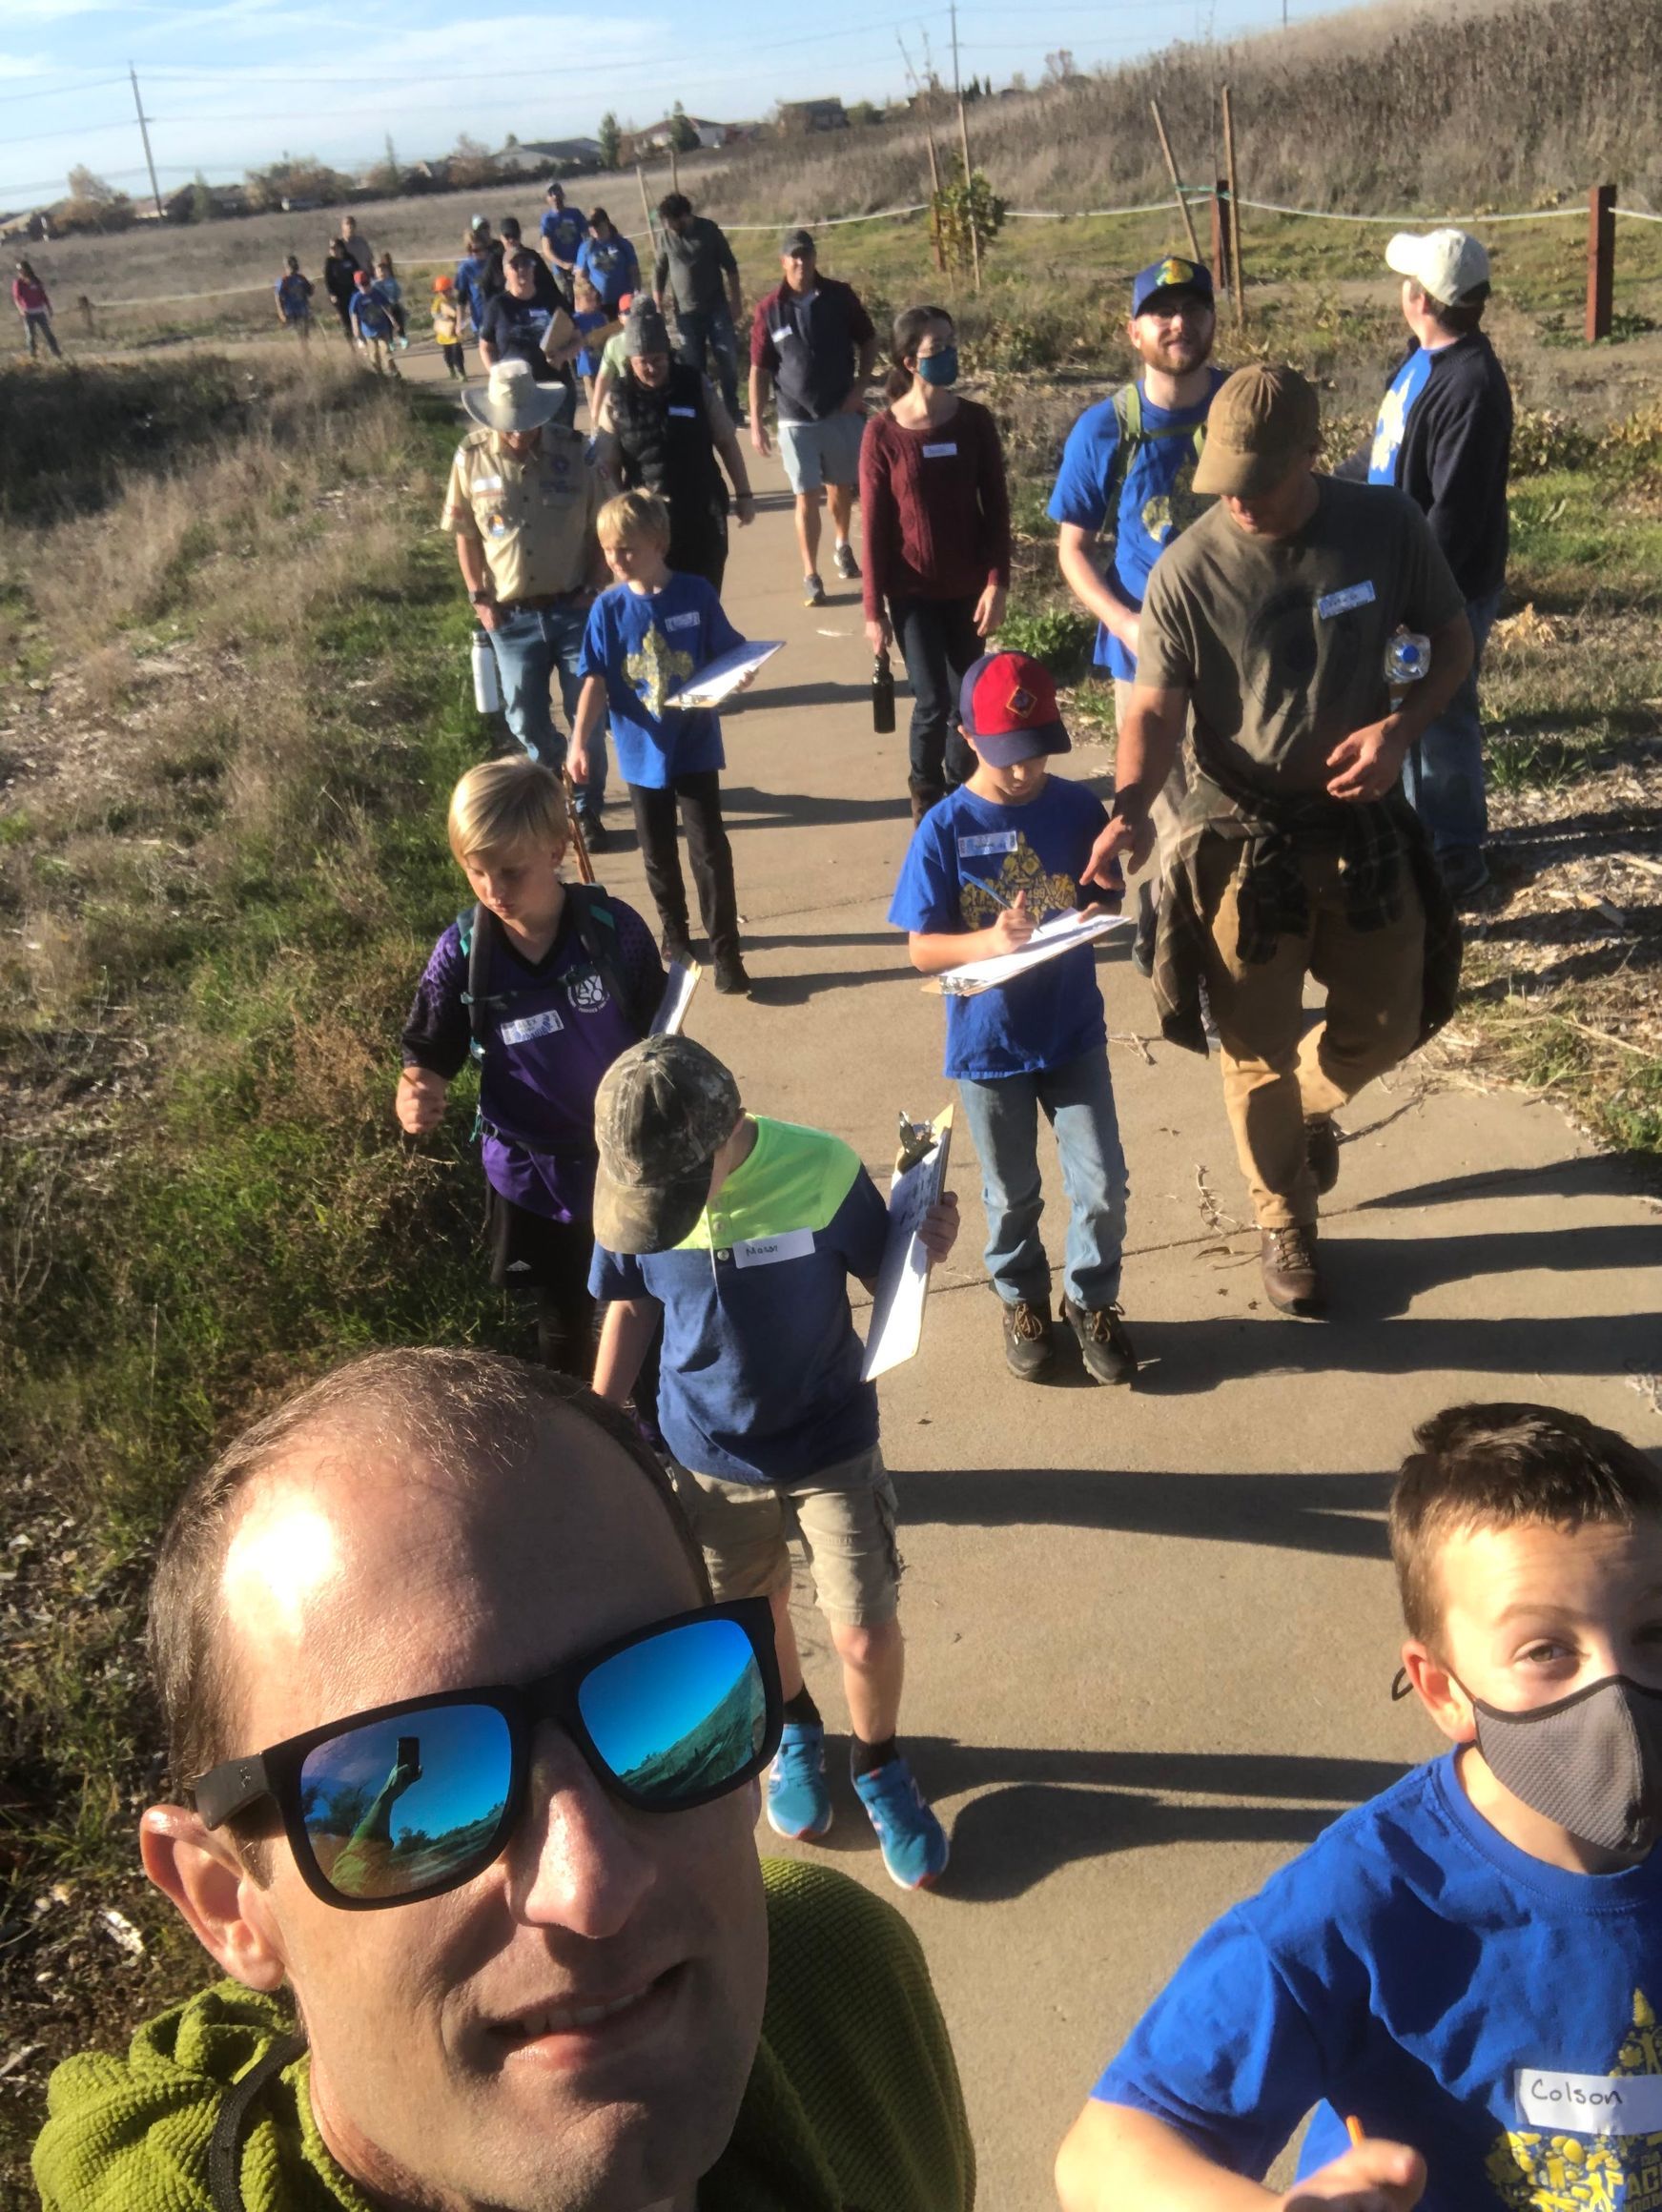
[872, 647, 895, 735]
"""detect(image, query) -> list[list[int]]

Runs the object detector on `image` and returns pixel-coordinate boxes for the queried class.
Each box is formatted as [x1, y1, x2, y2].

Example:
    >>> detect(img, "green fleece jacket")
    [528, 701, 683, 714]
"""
[33, 1857, 974, 2212]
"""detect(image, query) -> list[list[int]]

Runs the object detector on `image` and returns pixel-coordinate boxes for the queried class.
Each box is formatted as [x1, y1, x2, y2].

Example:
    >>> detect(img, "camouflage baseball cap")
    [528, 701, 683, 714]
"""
[592, 1034, 742, 1255]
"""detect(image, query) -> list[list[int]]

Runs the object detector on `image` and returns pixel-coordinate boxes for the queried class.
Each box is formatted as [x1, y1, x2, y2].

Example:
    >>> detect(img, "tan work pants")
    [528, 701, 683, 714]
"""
[1196, 838, 1426, 1231]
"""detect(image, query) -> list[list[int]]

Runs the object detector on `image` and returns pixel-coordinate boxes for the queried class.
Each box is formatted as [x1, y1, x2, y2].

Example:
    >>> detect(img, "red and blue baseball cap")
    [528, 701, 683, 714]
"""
[1132, 255, 1214, 318]
[958, 651, 1071, 765]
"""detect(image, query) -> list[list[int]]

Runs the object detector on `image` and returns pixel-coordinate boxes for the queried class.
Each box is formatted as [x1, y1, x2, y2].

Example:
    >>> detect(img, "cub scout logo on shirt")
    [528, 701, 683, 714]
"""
[626, 625, 695, 718]
[957, 839, 1078, 930]
[565, 970, 609, 1014]
[730, 1227, 815, 1268]
[1488, 1990, 1662, 2210]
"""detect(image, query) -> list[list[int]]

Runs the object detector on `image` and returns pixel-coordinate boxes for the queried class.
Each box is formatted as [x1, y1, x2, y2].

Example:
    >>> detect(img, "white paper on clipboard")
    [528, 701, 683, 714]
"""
[934, 909, 1131, 997]
[649, 960, 701, 1035]
[665, 640, 784, 712]
[860, 1106, 953, 1382]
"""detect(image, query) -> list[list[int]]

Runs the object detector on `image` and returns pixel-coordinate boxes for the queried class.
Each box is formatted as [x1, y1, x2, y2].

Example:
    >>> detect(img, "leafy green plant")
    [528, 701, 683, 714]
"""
[997, 603, 1097, 680]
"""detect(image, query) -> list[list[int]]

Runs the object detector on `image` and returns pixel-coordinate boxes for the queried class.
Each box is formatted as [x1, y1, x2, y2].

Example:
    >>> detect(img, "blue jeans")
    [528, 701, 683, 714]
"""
[1403, 588, 1501, 858]
[956, 1046, 1129, 1311]
[488, 600, 606, 813]
[674, 304, 740, 420]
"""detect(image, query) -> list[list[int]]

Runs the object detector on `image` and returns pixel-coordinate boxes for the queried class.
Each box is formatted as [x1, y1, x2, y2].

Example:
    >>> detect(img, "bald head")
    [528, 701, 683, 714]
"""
[149, 1349, 707, 1799]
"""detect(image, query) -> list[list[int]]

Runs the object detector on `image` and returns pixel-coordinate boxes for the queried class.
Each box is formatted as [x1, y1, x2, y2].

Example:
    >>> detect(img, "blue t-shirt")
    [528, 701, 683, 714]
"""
[589, 1116, 892, 1483]
[572, 307, 608, 379]
[1368, 343, 1440, 484]
[1094, 1752, 1662, 2211]
[1047, 369, 1228, 680]
[887, 774, 1109, 1081]
[576, 233, 640, 311]
[578, 571, 742, 789]
[541, 207, 586, 264]
[349, 285, 395, 341]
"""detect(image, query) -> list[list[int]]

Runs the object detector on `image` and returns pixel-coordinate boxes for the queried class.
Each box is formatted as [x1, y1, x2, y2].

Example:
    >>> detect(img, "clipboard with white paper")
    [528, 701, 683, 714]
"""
[934, 909, 1131, 997]
[860, 1106, 953, 1382]
[665, 640, 784, 711]
[649, 960, 701, 1036]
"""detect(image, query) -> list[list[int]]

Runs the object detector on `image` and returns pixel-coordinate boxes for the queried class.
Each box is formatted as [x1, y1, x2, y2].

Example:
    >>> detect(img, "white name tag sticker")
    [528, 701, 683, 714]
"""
[921, 441, 959, 458]
[958, 830, 1018, 856]
[769, 327, 791, 345]
[1316, 581, 1376, 620]
[474, 474, 503, 493]
[731, 1227, 815, 1269]
[663, 612, 700, 632]
[499, 1008, 564, 1045]
[1515, 2070, 1662, 2136]
[667, 405, 697, 418]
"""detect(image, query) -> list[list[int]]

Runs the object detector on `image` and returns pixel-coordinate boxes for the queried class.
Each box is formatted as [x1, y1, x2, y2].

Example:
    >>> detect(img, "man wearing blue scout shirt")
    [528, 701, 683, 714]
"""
[1050, 256, 1229, 970]
[1342, 229, 1512, 906]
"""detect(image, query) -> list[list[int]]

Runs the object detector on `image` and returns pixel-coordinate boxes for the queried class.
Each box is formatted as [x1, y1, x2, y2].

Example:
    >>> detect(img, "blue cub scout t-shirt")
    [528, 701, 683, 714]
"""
[1094, 1752, 1662, 2211]
[1368, 345, 1439, 485]
[589, 1118, 891, 1484]
[578, 573, 744, 789]
[888, 775, 1109, 1082]
[1047, 368, 1228, 681]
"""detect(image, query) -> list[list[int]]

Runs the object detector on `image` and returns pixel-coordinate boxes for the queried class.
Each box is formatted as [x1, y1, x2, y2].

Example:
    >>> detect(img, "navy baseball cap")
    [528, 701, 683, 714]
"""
[1131, 255, 1214, 317]
[958, 651, 1071, 766]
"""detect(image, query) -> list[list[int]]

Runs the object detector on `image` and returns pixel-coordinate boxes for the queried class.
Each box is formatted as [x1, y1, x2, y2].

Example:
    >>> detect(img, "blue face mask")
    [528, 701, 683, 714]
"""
[916, 345, 958, 387]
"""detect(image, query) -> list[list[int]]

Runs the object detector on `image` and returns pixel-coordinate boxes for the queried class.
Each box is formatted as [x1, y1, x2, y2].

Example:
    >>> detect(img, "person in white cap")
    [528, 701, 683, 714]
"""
[441, 358, 610, 842]
[1344, 229, 1512, 903]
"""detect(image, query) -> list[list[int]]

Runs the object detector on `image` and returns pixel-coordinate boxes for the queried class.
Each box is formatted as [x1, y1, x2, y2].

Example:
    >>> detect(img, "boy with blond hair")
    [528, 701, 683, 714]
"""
[571, 488, 752, 994]
[1057, 1401, 1662, 2212]
[397, 755, 663, 1374]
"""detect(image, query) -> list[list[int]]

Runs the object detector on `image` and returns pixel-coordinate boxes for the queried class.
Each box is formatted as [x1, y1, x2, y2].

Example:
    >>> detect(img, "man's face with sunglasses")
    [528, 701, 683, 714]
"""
[141, 1410, 772, 2212]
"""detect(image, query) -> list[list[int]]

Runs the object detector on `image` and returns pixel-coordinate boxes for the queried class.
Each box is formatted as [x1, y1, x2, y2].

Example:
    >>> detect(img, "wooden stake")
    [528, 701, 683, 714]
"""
[563, 775, 595, 884]
[635, 162, 657, 263]
[1222, 85, 1245, 329]
[1210, 181, 1231, 297]
[1151, 98, 1203, 264]
[1587, 182, 1615, 344]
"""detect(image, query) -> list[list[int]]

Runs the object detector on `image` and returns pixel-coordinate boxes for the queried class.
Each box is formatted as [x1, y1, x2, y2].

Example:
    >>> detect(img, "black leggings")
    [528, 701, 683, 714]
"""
[891, 593, 981, 799]
[628, 771, 741, 964]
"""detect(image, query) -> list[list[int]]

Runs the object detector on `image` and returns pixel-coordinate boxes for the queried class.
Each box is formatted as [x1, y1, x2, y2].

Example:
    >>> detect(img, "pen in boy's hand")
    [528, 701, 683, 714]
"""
[1345, 2116, 1366, 2150]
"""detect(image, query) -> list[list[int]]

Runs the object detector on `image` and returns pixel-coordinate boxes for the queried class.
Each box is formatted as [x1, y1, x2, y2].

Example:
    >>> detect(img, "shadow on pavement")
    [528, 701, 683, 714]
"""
[722, 784, 912, 830]
[898, 1464, 1392, 1557]
[1352, 1154, 1652, 1209]
[1321, 1223, 1659, 1316]
[749, 963, 913, 1006]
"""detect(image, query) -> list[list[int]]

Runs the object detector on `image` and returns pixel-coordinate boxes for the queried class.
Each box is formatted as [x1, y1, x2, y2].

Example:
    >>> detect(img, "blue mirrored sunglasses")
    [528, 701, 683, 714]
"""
[192, 1600, 781, 1910]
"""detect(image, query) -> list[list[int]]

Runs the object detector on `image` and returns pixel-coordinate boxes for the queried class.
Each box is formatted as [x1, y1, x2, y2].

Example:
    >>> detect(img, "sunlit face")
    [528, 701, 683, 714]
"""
[461, 837, 565, 933]
[1128, 290, 1215, 374]
[628, 352, 671, 389]
[966, 740, 1050, 803]
[205, 1419, 769, 2212]
[782, 248, 815, 288]
[506, 261, 537, 300]
[602, 531, 667, 585]
[1221, 452, 1318, 540]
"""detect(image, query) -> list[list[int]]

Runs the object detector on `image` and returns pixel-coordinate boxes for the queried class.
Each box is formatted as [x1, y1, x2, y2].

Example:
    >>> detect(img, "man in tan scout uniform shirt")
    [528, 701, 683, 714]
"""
[1083, 364, 1472, 1319]
[442, 358, 611, 846]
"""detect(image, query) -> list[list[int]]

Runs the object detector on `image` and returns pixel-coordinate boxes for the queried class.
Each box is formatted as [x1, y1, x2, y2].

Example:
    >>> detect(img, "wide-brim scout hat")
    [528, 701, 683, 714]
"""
[462, 358, 562, 434]
[592, 1034, 742, 1255]
[1191, 362, 1320, 498]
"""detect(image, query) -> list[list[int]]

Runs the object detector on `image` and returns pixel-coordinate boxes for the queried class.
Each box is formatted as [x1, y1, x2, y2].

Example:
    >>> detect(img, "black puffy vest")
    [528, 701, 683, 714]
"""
[608, 361, 728, 574]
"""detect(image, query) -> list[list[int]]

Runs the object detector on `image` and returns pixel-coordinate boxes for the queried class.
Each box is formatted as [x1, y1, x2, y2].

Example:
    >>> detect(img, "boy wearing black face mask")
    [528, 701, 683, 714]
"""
[1057, 1401, 1662, 2212]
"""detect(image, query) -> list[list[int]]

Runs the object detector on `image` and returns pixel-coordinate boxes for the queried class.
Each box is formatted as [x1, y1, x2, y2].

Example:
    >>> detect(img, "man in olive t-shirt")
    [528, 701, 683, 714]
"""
[1083, 364, 1472, 1317]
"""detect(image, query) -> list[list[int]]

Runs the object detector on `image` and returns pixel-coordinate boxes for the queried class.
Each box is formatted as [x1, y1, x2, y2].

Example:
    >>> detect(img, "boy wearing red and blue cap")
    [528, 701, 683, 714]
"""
[889, 648, 1136, 1383]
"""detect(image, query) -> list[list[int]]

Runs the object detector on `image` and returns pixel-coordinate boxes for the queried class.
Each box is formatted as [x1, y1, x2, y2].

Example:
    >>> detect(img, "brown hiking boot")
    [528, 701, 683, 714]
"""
[1261, 1224, 1325, 1316]
[1000, 1297, 1055, 1380]
[1304, 1115, 1341, 1198]
[1062, 1299, 1138, 1385]
[909, 777, 944, 826]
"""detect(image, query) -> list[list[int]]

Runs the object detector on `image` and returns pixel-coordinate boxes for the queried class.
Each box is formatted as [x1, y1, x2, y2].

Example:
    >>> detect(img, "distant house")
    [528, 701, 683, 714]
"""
[620, 116, 731, 159]
[494, 137, 603, 175]
[778, 97, 849, 133]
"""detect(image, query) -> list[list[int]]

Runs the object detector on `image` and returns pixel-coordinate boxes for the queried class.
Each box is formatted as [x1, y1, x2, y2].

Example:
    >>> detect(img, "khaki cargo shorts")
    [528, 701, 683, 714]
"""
[667, 1444, 902, 1627]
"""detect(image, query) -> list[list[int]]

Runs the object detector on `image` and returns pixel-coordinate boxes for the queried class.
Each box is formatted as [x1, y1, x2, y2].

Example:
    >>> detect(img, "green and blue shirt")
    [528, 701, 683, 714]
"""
[590, 1117, 890, 1484]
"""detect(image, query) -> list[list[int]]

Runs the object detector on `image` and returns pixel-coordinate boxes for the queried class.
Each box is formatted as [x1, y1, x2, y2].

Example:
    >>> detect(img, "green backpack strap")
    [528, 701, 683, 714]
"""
[565, 882, 656, 1038]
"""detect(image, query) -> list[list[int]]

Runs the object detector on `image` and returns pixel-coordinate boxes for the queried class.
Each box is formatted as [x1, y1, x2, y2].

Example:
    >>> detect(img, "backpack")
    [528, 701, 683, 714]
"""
[1098, 379, 1211, 534]
[458, 883, 657, 1056]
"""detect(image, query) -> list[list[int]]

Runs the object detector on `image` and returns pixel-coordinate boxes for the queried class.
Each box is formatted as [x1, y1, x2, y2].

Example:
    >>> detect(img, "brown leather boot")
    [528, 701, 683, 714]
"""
[909, 777, 944, 827]
[1261, 1223, 1325, 1316]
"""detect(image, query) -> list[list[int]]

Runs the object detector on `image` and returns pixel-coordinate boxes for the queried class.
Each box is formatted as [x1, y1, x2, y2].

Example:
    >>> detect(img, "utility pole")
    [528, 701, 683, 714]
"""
[130, 64, 162, 218]
[948, 0, 980, 291]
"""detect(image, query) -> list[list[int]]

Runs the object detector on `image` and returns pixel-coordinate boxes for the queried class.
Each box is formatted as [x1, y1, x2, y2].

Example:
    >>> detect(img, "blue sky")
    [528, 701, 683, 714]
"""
[1, 0, 1312, 210]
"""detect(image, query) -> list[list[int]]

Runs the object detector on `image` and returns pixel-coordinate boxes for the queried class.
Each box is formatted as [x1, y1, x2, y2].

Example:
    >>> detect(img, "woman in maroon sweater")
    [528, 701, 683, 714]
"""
[860, 304, 1011, 818]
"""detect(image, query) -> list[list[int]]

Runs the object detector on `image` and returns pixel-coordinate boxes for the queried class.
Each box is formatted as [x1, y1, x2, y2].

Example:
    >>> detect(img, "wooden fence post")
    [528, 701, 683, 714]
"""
[77, 294, 96, 339]
[1210, 181, 1233, 297]
[1586, 182, 1615, 344]
[1222, 85, 1245, 330]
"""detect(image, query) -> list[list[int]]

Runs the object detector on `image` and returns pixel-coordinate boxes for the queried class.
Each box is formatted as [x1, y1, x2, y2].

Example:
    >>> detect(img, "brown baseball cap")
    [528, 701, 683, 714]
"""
[592, 1034, 742, 1255]
[1192, 363, 1321, 498]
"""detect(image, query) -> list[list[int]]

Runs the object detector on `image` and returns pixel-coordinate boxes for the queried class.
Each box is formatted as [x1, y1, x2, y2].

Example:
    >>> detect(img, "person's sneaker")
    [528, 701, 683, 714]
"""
[714, 955, 752, 996]
[1260, 1223, 1325, 1316]
[1304, 1115, 1341, 1198]
[1438, 847, 1490, 905]
[1062, 1299, 1138, 1384]
[576, 811, 608, 854]
[832, 541, 861, 582]
[766, 1723, 833, 1841]
[853, 1757, 949, 1891]
[1000, 1297, 1055, 1380]
[803, 573, 827, 607]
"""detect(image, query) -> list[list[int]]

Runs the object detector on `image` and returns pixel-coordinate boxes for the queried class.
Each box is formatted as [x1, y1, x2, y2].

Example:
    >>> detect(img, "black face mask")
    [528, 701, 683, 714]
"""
[1462, 1673, 1662, 1856]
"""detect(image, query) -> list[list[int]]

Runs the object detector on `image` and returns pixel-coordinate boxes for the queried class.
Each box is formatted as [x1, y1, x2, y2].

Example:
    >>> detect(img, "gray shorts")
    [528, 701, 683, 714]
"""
[667, 1444, 902, 1626]
[777, 408, 866, 495]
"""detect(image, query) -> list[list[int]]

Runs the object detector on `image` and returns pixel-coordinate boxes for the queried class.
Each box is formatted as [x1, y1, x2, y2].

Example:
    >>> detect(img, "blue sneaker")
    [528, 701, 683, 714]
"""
[853, 1757, 949, 1891]
[766, 1722, 833, 1840]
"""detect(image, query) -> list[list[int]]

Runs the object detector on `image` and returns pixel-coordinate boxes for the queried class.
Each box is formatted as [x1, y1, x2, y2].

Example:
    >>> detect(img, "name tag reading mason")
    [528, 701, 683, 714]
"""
[922, 441, 959, 459]
[667, 406, 697, 418]
[731, 1228, 815, 1269]
[1515, 2069, 1662, 2136]
[499, 1008, 564, 1045]
[1316, 582, 1376, 620]
[958, 830, 1018, 857]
